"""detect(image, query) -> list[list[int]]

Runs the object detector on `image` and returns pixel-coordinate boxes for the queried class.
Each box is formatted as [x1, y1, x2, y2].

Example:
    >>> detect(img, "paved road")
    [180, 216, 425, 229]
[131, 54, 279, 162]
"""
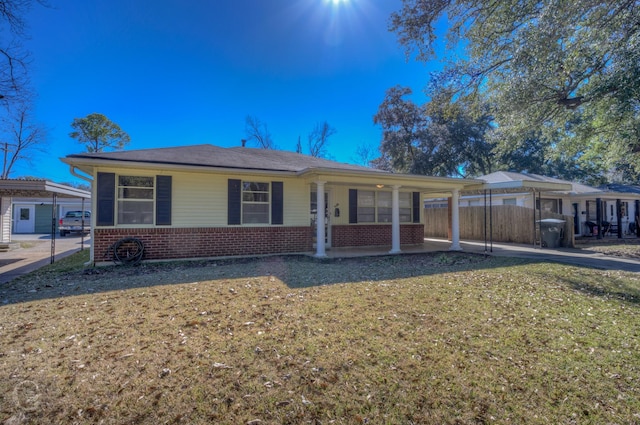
[0, 234, 91, 284]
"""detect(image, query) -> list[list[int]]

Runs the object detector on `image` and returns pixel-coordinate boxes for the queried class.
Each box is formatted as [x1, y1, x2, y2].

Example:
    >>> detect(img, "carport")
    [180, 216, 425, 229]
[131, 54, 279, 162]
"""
[461, 178, 573, 251]
[0, 179, 90, 263]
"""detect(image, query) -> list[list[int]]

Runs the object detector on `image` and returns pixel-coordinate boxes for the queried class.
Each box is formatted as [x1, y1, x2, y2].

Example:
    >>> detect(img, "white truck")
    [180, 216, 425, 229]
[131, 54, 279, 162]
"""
[58, 211, 91, 237]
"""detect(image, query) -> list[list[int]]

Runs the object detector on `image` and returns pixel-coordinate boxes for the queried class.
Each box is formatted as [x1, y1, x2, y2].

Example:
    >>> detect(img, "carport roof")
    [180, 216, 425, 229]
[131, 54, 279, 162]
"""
[462, 171, 573, 194]
[0, 179, 90, 198]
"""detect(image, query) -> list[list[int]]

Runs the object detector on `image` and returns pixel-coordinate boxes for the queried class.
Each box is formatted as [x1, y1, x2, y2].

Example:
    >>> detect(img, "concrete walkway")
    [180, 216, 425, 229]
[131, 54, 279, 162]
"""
[452, 239, 640, 273]
[328, 238, 640, 273]
[0, 234, 91, 284]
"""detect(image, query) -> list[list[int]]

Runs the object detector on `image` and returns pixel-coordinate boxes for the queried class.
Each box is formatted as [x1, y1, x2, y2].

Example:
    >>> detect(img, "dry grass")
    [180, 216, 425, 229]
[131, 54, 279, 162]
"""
[578, 238, 640, 259]
[1, 251, 639, 424]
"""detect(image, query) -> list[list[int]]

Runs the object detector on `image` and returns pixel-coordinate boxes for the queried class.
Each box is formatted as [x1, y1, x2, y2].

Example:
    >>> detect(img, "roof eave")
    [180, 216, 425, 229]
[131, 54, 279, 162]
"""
[61, 157, 300, 178]
[300, 167, 480, 183]
[0, 179, 90, 198]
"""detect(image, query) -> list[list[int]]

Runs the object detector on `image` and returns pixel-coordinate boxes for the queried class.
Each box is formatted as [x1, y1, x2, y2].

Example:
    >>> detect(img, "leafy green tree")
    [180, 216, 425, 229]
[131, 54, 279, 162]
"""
[373, 86, 427, 174]
[69, 113, 131, 153]
[390, 0, 640, 180]
[373, 86, 494, 177]
[492, 130, 602, 184]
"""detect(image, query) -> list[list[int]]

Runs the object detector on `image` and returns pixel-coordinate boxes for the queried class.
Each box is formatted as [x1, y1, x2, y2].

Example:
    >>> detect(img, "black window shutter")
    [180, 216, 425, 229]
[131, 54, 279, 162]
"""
[271, 181, 283, 225]
[558, 198, 563, 214]
[413, 192, 421, 223]
[156, 175, 172, 225]
[96, 172, 115, 226]
[349, 189, 358, 223]
[228, 179, 241, 225]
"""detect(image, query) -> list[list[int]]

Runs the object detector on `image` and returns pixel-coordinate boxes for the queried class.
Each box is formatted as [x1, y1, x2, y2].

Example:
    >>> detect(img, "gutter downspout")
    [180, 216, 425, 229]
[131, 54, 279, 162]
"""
[69, 166, 93, 183]
[69, 166, 95, 265]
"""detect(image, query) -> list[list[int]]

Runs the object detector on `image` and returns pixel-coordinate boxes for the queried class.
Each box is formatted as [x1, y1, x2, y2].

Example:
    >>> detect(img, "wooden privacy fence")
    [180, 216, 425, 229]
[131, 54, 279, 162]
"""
[424, 205, 575, 247]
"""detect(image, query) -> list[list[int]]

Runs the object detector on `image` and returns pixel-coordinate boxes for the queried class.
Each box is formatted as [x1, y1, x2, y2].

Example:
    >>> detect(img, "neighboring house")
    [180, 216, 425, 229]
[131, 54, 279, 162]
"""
[61, 144, 481, 264]
[12, 197, 89, 234]
[464, 172, 640, 237]
[0, 179, 90, 243]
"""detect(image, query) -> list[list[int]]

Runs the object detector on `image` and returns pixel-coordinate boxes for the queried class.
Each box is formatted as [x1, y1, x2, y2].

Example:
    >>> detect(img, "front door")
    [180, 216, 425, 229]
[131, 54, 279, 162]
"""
[311, 190, 331, 248]
[15, 205, 35, 233]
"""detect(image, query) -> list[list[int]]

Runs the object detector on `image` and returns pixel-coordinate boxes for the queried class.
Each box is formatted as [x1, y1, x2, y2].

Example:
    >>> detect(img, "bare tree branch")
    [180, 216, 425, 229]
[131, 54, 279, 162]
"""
[307, 121, 336, 158]
[0, 0, 47, 103]
[244, 115, 275, 149]
[1, 99, 46, 178]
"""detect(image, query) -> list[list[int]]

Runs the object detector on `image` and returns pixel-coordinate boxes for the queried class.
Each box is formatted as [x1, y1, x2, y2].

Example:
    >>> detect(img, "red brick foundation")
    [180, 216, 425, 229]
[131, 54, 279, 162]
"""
[331, 224, 424, 248]
[94, 226, 314, 262]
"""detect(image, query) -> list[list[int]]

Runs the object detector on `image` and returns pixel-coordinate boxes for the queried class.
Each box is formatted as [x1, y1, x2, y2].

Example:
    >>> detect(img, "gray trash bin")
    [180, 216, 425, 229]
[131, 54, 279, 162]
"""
[538, 219, 565, 248]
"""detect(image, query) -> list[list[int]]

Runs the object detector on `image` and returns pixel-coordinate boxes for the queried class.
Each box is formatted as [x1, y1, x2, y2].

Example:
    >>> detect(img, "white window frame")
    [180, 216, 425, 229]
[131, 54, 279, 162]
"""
[117, 175, 154, 225]
[360, 190, 413, 223]
[242, 181, 270, 224]
[357, 190, 375, 223]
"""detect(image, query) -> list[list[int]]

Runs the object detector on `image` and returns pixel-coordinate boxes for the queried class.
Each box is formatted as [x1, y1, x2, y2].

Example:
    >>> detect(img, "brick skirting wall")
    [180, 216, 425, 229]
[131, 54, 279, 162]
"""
[94, 226, 314, 261]
[331, 224, 424, 248]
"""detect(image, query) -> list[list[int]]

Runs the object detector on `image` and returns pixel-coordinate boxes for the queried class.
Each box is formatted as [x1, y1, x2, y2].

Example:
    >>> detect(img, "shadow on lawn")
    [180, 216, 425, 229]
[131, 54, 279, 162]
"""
[1, 251, 638, 306]
[1, 252, 510, 305]
[547, 270, 640, 305]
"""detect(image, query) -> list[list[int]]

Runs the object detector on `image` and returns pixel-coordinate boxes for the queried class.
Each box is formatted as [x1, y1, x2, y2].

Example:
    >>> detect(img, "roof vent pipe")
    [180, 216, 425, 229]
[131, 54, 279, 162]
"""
[241, 139, 246, 147]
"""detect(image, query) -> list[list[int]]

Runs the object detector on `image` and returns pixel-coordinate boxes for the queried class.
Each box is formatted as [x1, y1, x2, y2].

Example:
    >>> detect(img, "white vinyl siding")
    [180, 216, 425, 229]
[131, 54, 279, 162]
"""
[150, 172, 309, 227]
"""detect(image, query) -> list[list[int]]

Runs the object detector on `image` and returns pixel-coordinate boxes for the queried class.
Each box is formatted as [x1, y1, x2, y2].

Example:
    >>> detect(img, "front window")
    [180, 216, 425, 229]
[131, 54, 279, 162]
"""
[539, 198, 558, 213]
[377, 191, 392, 222]
[363, 190, 412, 223]
[357, 190, 375, 223]
[243, 182, 270, 224]
[118, 176, 154, 224]
[399, 192, 411, 222]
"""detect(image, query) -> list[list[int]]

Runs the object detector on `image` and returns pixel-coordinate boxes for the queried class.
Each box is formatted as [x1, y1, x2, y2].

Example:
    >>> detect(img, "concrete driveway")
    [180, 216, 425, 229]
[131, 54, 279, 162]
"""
[0, 233, 90, 284]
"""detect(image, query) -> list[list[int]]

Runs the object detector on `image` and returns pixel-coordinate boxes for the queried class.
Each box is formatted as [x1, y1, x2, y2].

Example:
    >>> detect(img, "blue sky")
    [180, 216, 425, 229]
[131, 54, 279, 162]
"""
[18, 0, 436, 184]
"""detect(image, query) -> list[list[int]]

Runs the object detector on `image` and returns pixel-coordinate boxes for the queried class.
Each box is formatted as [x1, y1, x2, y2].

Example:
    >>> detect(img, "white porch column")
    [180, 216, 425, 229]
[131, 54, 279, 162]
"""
[0, 196, 11, 243]
[389, 185, 401, 254]
[315, 181, 327, 257]
[450, 188, 462, 251]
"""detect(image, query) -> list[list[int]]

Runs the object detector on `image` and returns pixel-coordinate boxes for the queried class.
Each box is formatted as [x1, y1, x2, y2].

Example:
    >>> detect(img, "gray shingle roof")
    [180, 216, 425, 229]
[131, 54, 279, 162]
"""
[600, 183, 640, 195]
[66, 144, 383, 173]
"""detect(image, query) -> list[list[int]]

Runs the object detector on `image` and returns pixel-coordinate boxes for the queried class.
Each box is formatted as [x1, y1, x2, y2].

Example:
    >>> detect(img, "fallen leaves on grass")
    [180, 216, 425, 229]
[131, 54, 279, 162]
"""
[0, 253, 639, 424]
